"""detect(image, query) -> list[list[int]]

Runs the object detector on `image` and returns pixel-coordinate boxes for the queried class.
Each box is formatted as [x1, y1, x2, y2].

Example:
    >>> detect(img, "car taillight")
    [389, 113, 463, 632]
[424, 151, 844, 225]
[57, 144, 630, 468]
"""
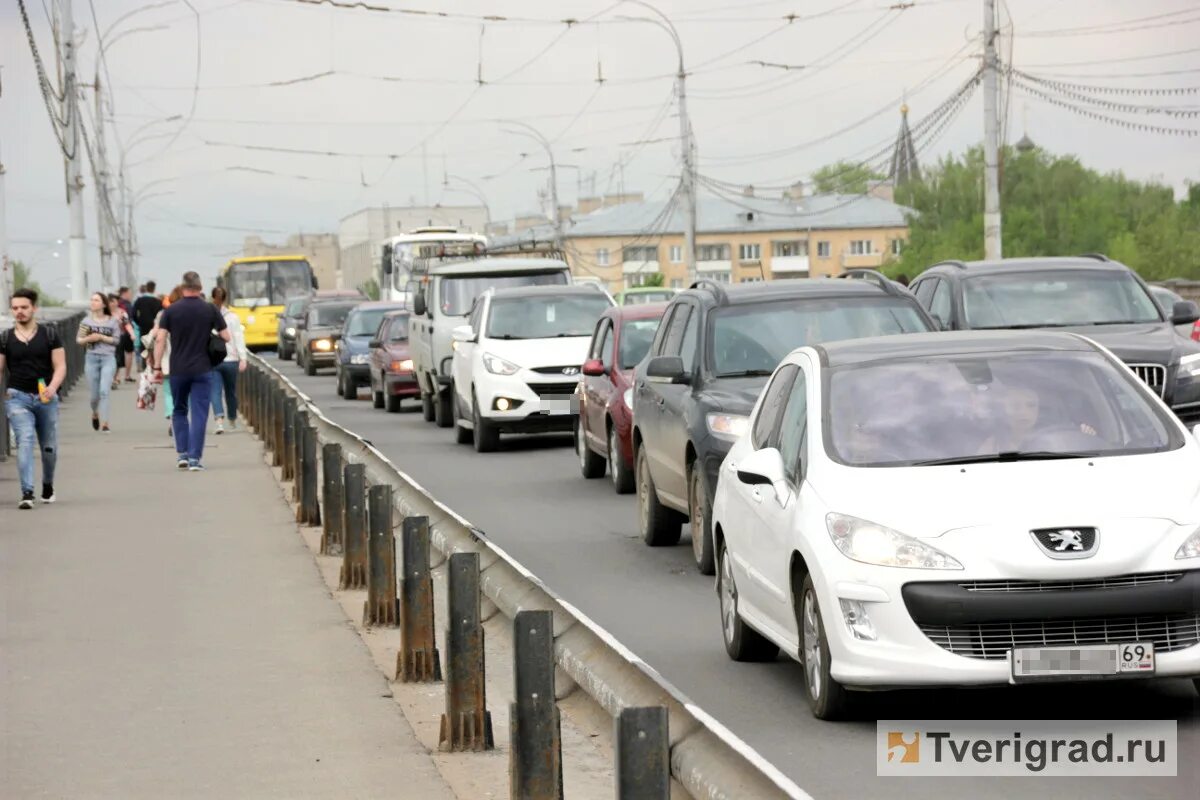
[1192, 320, 1200, 342]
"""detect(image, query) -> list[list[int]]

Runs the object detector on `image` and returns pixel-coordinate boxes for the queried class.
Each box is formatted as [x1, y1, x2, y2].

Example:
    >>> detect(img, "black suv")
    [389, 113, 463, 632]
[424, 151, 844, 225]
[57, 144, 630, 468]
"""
[909, 255, 1200, 424]
[632, 275, 935, 574]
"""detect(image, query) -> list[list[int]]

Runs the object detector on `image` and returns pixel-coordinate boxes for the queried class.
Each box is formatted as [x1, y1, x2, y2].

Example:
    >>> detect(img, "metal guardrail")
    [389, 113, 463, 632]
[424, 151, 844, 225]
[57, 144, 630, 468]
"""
[238, 354, 810, 800]
[1, 309, 87, 462]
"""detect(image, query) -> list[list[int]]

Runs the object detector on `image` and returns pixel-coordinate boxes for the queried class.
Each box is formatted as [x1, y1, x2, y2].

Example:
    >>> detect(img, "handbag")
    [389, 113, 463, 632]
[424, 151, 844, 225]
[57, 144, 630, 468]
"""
[207, 306, 228, 367]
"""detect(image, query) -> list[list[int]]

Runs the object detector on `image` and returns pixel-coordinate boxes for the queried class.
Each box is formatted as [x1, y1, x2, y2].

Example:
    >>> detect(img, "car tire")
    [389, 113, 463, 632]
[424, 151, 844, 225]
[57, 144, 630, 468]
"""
[386, 391, 402, 413]
[718, 539, 779, 662]
[472, 391, 499, 452]
[421, 391, 435, 422]
[304, 353, 316, 376]
[278, 344, 290, 361]
[335, 369, 345, 397]
[373, 381, 385, 409]
[578, 421, 606, 479]
[608, 424, 635, 494]
[343, 373, 359, 401]
[434, 387, 453, 428]
[689, 465, 716, 575]
[453, 392, 473, 444]
[799, 574, 851, 720]
[637, 446, 682, 547]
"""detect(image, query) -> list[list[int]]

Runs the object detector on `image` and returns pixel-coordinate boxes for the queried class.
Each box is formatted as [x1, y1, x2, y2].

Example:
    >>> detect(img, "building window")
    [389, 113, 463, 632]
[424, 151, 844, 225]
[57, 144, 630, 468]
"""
[849, 239, 874, 255]
[817, 241, 831, 258]
[670, 278, 683, 288]
[772, 240, 808, 257]
[708, 271, 732, 284]
[669, 245, 682, 263]
[623, 245, 658, 263]
[697, 243, 730, 261]
[596, 248, 610, 266]
[890, 238, 903, 256]
[739, 276, 763, 283]
[738, 243, 762, 262]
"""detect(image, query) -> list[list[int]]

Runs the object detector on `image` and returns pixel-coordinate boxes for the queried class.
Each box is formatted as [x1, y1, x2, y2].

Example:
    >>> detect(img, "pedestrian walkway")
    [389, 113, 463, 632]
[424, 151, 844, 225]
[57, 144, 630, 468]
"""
[0, 385, 456, 799]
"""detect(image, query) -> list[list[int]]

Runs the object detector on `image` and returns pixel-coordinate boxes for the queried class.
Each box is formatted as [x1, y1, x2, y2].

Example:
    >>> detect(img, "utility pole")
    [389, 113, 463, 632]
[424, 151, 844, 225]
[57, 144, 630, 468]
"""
[1, 67, 13, 312]
[677, 66, 697, 285]
[61, 0, 88, 306]
[93, 72, 114, 290]
[982, 0, 1002, 260]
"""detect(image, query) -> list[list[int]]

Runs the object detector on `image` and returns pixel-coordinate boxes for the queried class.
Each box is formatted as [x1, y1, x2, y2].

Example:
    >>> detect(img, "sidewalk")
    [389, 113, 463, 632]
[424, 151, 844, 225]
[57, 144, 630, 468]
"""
[0, 384, 456, 799]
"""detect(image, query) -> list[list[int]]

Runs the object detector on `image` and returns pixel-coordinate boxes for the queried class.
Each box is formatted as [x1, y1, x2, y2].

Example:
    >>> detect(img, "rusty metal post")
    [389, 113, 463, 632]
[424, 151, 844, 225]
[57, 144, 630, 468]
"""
[339, 463, 368, 589]
[438, 552, 494, 752]
[395, 516, 442, 682]
[615, 707, 669, 800]
[282, 400, 296, 483]
[510, 610, 563, 800]
[245, 368, 256, 431]
[270, 389, 283, 467]
[320, 443, 344, 555]
[301, 422, 321, 527]
[363, 484, 399, 626]
[292, 408, 307, 504]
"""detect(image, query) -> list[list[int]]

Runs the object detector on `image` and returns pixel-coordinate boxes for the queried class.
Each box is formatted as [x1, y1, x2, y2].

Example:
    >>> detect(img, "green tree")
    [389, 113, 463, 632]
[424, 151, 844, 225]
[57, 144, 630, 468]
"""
[811, 160, 885, 194]
[359, 278, 381, 301]
[10, 260, 63, 306]
[641, 272, 665, 288]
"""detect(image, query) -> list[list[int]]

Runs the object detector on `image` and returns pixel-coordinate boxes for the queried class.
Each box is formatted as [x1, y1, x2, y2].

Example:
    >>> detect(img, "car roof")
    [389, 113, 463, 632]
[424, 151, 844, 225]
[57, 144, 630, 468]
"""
[313, 289, 365, 298]
[429, 257, 570, 276]
[816, 329, 1099, 368]
[310, 299, 360, 310]
[684, 277, 914, 307]
[381, 309, 410, 319]
[923, 255, 1131, 276]
[348, 301, 406, 312]
[603, 302, 669, 322]
[490, 284, 612, 300]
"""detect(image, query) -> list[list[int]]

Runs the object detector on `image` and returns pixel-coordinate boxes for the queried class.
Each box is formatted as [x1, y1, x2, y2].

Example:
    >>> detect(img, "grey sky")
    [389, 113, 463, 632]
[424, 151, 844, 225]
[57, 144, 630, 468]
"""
[3, 0, 1198, 292]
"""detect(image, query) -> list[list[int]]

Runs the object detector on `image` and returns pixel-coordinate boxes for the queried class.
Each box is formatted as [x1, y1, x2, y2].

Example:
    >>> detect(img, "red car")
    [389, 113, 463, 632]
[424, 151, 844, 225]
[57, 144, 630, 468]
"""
[576, 303, 667, 493]
[368, 310, 420, 413]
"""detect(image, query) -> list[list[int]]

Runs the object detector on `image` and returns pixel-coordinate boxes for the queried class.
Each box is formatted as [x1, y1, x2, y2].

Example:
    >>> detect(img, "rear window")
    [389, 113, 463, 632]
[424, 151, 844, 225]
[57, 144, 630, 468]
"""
[314, 304, 356, 326]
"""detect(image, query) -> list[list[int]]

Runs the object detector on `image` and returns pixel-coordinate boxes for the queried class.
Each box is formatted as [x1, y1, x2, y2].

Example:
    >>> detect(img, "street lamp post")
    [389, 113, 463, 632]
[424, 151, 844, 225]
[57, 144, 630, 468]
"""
[442, 174, 492, 226]
[502, 122, 562, 250]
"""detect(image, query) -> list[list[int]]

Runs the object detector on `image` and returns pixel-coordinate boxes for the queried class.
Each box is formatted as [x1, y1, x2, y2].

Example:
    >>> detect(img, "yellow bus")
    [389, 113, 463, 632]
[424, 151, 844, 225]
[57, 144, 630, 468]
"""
[218, 255, 317, 349]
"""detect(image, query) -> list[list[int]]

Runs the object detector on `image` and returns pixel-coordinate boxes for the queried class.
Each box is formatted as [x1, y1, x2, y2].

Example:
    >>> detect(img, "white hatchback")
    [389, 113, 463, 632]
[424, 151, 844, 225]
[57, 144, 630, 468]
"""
[450, 285, 614, 451]
[712, 329, 1200, 719]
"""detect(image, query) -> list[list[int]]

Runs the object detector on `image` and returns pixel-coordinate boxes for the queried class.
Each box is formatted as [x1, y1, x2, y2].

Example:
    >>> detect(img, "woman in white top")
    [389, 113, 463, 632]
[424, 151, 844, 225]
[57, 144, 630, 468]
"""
[209, 287, 249, 433]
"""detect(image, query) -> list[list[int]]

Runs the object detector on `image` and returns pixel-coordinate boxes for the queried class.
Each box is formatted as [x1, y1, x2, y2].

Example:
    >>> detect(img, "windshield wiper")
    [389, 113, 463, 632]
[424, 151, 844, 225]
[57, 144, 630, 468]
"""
[914, 450, 1099, 466]
[715, 369, 774, 378]
[493, 334, 530, 340]
[974, 323, 1077, 330]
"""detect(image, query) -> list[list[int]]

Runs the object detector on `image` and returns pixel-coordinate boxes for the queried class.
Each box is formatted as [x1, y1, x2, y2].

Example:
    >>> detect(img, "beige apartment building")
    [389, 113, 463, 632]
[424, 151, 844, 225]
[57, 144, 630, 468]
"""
[243, 233, 340, 291]
[495, 193, 910, 291]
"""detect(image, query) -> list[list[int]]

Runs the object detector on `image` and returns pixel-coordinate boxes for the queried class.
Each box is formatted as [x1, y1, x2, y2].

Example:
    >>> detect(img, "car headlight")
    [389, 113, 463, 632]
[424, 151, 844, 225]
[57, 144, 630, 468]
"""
[482, 352, 520, 376]
[706, 413, 749, 442]
[247, 315, 256, 325]
[350, 354, 369, 365]
[285, 326, 296, 337]
[622, 388, 633, 409]
[1176, 525, 1200, 559]
[391, 358, 413, 373]
[826, 513, 963, 570]
[1177, 353, 1200, 379]
[312, 339, 333, 352]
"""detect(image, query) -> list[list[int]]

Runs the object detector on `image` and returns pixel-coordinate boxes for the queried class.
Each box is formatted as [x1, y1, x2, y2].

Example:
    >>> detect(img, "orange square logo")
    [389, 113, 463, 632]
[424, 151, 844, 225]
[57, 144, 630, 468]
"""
[887, 731, 920, 763]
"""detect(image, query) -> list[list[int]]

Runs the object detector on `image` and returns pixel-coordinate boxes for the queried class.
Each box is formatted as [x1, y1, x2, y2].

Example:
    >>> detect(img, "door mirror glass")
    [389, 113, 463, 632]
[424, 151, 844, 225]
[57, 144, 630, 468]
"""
[1172, 300, 1200, 326]
[412, 290, 427, 317]
[582, 358, 606, 377]
[451, 325, 475, 344]
[736, 447, 786, 487]
[382, 243, 393, 275]
[646, 355, 689, 384]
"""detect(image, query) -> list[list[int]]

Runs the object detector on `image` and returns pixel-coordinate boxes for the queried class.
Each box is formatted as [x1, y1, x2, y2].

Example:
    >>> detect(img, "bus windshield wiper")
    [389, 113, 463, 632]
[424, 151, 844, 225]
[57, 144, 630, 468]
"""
[914, 450, 1099, 466]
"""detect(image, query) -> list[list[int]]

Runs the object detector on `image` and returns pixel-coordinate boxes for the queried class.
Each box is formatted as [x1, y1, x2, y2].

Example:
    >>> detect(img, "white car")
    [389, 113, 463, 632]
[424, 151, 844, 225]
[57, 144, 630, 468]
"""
[450, 285, 615, 451]
[712, 329, 1200, 719]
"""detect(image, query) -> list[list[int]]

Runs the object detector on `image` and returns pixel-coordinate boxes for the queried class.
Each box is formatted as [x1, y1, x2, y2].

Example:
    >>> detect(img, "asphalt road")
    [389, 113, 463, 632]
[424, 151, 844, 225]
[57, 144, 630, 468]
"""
[275, 357, 1199, 800]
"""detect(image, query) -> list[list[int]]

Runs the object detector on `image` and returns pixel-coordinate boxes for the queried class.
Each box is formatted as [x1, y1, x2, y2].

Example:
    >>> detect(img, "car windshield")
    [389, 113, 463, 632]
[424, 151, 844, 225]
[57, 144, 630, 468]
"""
[440, 271, 568, 316]
[228, 260, 313, 308]
[286, 298, 307, 316]
[826, 351, 1180, 467]
[486, 294, 612, 339]
[709, 298, 930, 377]
[346, 307, 398, 336]
[619, 318, 661, 369]
[624, 291, 673, 305]
[386, 315, 409, 341]
[963, 270, 1162, 328]
[313, 304, 355, 326]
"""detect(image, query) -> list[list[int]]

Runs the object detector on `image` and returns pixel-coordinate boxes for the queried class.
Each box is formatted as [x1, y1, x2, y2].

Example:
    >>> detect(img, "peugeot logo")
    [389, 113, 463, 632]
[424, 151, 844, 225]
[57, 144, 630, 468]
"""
[1030, 527, 1098, 560]
[562, 367, 580, 376]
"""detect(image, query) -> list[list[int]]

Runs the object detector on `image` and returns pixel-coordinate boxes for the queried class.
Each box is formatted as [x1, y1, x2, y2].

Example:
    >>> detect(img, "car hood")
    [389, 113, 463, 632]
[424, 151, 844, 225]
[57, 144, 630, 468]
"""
[1059, 322, 1180, 364]
[379, 341, 411, 358]
[342, 334, 372, 354]
[700, 375, 769, 416]
[305, 325, 340, 338]
[483, 336, 592, 370]
[812, 448, 1200, 540]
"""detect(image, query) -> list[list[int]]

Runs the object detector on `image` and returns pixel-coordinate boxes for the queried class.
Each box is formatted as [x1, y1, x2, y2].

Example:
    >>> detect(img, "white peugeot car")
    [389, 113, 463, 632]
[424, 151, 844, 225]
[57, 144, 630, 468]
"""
[712, 330, 1200, 719]
[451, 285, 614, 451]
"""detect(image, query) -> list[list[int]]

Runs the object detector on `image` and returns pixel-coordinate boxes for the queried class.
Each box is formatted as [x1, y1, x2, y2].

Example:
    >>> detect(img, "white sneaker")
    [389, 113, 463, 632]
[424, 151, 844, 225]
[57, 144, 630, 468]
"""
[215, 419, 225, 435]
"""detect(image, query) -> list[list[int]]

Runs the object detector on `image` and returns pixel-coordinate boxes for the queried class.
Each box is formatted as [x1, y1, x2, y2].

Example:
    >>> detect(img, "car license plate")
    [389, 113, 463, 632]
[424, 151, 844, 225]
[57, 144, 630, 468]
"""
[538, 396, 576, 415]
[1011, 643, 1155, 682]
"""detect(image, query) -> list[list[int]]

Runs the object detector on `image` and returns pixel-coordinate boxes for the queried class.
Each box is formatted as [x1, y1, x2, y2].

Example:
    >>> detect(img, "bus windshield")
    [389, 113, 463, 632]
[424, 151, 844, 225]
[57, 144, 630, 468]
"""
[228, 260, 314, 308]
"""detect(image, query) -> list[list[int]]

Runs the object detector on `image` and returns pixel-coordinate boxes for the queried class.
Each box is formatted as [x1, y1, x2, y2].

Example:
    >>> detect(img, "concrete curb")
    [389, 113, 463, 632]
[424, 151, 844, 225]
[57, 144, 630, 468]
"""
[252, 355, 812, 800]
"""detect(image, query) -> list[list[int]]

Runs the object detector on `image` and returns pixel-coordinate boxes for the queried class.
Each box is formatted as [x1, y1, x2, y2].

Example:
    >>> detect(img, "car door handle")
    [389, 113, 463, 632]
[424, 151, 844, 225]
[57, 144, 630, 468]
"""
[750, 488, 763, 504]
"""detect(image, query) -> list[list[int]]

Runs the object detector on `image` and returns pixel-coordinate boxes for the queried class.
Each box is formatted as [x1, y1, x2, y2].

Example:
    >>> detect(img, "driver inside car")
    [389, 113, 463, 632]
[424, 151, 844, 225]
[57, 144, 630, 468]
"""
[979, 384, 1098, 452]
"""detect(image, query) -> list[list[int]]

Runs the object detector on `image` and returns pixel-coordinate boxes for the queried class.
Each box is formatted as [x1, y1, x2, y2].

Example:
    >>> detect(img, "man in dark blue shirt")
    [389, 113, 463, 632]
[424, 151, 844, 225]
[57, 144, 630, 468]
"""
[153, 271, 230, 471]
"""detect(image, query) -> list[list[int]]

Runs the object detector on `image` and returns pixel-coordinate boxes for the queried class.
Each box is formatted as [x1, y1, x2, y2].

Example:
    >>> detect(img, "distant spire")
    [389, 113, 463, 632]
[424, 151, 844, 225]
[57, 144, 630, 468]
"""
[889, 100, 919, 185]
[1016, 102, 1035, 152]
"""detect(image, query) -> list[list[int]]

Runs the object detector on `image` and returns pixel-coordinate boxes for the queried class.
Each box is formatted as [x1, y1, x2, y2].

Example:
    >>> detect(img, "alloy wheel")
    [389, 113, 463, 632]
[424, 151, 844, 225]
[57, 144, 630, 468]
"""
[608, 427, 619, 489]
[802, 588, 823, 702]
[719, 546, 737, 645]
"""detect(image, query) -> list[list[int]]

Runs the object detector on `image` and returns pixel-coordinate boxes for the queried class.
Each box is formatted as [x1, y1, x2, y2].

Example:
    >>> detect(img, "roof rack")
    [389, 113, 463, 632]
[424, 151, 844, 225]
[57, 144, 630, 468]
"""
[836, 269, 902, 296]
[1078, 253, 1111, 262]
[931, 259, 969, 270]
[412, 239, 568, 274]
[689, 279, 729, 304]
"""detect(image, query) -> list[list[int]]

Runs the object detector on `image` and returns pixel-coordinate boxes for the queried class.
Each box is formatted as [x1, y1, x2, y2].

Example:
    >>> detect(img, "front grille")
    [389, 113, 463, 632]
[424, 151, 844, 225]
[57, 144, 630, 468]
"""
[532, 365, 582, 376]
[1129, 363, 1166, 397]
[921, 614, 1200, 660]
[960, 571, 1184, 593]
[526, 381, 578, 397]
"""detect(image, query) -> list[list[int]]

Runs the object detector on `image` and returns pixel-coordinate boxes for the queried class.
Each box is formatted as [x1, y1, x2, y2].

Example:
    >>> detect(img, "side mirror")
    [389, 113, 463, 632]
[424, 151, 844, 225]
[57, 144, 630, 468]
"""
[646, 355, 689, 385]
[451, 325, 475, 344]
[736, 447, 787, 487]
[295, 320, 306, 330]
[1172, 300, 1200, 326]
[368, 339, 382, 349]
[582, 358, 606, 377]
[412, 290, 427, 317]
[311, 276, 320, 290]
[382, 243, 393, 275]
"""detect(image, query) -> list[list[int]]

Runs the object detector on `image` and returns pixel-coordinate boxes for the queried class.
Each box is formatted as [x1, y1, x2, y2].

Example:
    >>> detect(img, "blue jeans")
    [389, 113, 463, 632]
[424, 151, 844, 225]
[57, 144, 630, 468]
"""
[169, 372, 213, 463]
[210, 361, 239, 421]
[85, 350, 117, 423]
[5, 389, 59, 494]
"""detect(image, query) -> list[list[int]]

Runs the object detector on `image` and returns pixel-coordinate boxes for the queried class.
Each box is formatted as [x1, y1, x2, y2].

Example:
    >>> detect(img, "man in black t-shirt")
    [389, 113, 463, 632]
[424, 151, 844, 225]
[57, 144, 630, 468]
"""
[131, 280, 162, 369]
[153, 271, 230, 471]
[1, 288, 67, 509]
